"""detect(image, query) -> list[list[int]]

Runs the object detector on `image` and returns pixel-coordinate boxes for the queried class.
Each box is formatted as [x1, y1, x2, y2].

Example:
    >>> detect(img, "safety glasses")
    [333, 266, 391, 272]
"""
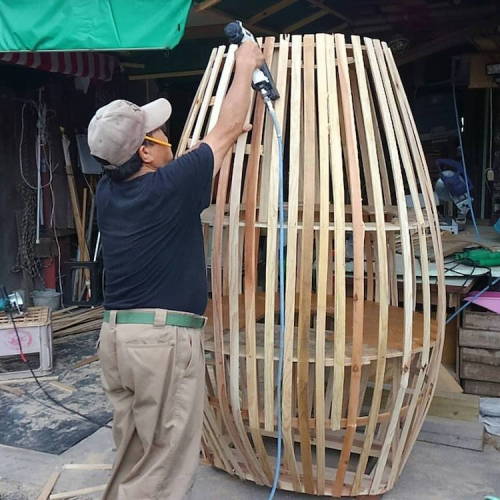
[144, 135, 172, 148]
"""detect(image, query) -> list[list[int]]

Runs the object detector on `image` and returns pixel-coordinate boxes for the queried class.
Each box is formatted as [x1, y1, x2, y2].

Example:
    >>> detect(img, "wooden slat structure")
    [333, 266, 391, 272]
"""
[177, 34, 445, 498]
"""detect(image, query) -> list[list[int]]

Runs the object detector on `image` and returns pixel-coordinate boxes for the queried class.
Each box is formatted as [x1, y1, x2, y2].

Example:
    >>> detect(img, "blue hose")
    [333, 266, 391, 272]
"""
[265, 99, 285, 500]
[451, 61, 480, 240]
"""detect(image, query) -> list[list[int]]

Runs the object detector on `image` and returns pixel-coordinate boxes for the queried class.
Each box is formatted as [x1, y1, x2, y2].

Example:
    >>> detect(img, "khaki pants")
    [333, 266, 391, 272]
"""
[98, 309, 205, 500]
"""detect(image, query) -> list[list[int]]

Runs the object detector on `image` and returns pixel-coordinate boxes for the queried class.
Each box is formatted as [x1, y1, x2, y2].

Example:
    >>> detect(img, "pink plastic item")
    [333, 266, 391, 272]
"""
[465, 291, 500, 314]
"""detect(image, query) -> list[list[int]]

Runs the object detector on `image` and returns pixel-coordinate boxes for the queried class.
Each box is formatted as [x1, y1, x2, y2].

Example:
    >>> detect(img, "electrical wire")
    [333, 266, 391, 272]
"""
[1, 287, 111, 429]
[265, 98, 285, 500]
[451, 60, 480, 240]
[446, 276, 500, 324]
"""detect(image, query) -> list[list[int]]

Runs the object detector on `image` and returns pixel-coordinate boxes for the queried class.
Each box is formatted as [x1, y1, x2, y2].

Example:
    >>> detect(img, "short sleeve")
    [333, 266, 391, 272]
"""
[158, 142, 214, 212]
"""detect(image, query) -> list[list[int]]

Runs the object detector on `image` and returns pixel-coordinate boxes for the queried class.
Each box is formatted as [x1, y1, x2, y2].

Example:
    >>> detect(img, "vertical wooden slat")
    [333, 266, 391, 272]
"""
[296, 33, 316, 495]
[209, 45, 258, 482]
[227, 88, 269, 484]
[176, 47, 218, 156]
[314, 32, 329, 496]
[327, 33, 346, 433]
[264, 35, 290, 432]
[190, 45, 226, 147]
[374, 41, 431, 487]
[282, 34, 302, 491]
[350, 35, 389, 496]
[382, 42, 445, 481]
[243, 36, 276, 484]
[363, 36, 414, 494]
[332, 33, 365, 497]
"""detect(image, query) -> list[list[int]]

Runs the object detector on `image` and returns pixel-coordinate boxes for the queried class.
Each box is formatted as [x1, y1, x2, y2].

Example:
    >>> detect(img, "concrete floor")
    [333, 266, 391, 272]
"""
[1, 426, 499, 499]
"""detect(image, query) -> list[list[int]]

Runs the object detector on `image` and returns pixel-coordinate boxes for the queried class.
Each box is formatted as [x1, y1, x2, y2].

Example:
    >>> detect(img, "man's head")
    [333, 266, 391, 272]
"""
[88, 98, 173, 179]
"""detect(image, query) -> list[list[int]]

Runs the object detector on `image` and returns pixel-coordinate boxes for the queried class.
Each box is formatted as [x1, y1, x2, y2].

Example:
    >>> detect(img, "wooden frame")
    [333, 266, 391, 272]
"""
[177, 33, 445, 498]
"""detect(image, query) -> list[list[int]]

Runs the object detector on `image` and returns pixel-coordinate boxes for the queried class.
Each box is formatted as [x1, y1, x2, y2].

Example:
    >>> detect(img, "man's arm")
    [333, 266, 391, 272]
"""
[203, 41, 264, 176]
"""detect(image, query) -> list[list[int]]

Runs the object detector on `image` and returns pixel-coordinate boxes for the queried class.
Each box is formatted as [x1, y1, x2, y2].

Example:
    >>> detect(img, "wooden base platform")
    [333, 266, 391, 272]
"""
[204, 294, 437, 363]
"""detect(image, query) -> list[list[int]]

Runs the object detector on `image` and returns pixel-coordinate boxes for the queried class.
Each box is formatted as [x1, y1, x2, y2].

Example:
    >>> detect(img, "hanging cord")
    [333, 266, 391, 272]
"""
[451, 59, 480, 240]
[265, 99, 285, 499]
[1, 287, 111, 429]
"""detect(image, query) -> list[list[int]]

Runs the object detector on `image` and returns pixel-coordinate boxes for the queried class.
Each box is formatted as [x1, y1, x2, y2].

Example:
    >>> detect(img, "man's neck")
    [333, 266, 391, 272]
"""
[127, 164, 158, 181]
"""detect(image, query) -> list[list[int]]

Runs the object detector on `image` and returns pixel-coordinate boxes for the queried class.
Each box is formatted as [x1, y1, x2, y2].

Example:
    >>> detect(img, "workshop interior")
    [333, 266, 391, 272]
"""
[1, 1, 500, 499]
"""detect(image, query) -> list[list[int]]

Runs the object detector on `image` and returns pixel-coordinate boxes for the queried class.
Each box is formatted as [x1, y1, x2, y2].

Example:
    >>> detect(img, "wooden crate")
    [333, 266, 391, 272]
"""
[459, 310, 500, 396]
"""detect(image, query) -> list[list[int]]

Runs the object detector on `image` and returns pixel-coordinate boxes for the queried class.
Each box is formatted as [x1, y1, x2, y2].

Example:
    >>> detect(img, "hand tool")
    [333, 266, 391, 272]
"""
[224, 20, 280, 102]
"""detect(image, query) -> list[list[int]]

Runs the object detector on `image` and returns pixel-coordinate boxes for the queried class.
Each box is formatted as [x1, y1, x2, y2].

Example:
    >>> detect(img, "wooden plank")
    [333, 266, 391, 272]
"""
[190, 45, 226, 148]
[461, 361, 500, 382]
[284, 10, 329, 33]
[227, 85, 266, 484]
[417, 416, 483, 451]
[263, 35, 289, 432]
[246, 0, 299, 25]
[370, 36, 433, 491]
[462, 311, 500, 331]
[243, 36, 276, 484]
[129, 70, 205, 80]
[459, 328, 500, 350]
[50, 485, 106, 499]
[462, 346, 500, 367]
[296, 33, 316, 495]
[62, 463, 112, 470]
[428, 391, 479, 422]
[326, 33, 346, 432]
[176, 47, 218, 155]
[332, 33, 365, 497]
[350, 34, 389, 496]
[281, 34, 302, 491]
[437, 364, 463, 393]
[364, 35, 414, 494]
[37, 470, 61, 500]
[194, 0, 222, 11]
[209, 43, 250, 481]
[314, 33, 329, 495]
[463, 379, 500, 397]
[382, 40, 446, 482]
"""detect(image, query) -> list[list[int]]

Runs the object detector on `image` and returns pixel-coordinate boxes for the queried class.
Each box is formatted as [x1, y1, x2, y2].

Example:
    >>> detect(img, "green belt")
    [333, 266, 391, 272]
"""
[103, 310, 206, 329]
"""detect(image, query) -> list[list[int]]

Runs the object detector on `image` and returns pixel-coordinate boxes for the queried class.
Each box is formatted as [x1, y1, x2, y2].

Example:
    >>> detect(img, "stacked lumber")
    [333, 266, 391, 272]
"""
[51, 306, 104, 338]
[460, 310, 500, 397]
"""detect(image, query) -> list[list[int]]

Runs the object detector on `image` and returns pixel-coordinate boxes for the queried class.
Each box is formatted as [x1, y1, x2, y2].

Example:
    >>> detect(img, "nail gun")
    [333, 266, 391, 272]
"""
[224, 20, 280, 102]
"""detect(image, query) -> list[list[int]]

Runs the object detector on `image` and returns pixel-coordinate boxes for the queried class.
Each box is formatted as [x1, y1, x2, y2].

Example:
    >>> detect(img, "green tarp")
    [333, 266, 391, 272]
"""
[0, 0, 192, 51]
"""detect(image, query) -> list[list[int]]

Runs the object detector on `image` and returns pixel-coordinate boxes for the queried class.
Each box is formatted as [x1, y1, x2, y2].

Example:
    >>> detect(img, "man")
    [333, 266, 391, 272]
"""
[87, 41, 264, 499]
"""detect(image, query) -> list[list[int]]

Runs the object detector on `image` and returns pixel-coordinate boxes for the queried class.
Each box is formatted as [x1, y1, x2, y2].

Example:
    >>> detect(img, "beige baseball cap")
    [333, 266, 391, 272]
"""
[88, 98, 172, 167]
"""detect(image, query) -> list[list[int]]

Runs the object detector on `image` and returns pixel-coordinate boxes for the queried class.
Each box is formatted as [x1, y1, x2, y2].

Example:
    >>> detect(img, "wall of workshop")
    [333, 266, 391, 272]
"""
[0, 63, 148, 301]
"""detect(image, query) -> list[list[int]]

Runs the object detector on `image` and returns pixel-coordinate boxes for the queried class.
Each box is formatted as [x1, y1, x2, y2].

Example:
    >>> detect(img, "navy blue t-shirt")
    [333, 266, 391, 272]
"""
[96, 143, 214, 315]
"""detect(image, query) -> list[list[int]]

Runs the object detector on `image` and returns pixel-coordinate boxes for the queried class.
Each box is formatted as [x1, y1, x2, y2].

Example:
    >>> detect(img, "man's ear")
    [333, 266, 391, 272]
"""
[138, 144, 152, 164]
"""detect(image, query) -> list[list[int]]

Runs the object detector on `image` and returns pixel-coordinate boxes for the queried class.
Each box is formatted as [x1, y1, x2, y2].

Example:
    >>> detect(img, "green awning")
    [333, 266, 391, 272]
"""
[0, 0, 192, 52]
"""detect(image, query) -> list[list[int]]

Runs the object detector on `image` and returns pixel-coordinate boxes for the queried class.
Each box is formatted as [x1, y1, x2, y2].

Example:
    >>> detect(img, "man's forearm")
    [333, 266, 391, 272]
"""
[216, 61, 254, 142]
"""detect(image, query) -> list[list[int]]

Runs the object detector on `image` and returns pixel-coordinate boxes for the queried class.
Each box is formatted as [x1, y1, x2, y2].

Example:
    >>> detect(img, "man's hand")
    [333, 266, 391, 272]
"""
[235, 40, 265, 71]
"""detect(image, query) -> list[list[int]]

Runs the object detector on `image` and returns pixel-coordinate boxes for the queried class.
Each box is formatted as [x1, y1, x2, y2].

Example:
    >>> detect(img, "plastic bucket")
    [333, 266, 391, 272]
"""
[31, 289, 61, 310]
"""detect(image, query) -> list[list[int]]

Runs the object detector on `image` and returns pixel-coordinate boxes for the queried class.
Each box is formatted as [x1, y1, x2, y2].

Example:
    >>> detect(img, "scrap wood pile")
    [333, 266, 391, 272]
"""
[51, 306, 104, 338]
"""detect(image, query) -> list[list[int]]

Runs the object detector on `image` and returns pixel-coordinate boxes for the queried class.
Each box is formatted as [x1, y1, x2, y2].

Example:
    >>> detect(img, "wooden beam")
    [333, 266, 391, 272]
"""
[246, 0, 299, 25]
[203, 7, 276, 35]
[284, 10, 329, 33]
[184, 23, 228, 39]
[194, 0, 223, 12]
[305, 0, 350, 22]
[129, 69, 205, 80]
[397, 15, 500, 66]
